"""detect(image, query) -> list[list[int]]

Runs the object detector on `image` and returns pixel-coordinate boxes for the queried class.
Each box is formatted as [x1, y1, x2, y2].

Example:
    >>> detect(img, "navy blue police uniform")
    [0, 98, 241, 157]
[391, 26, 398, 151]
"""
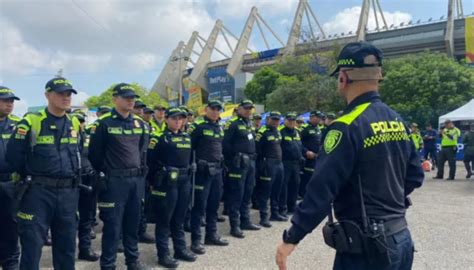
[0, 86, 21, 270]
[147, 107, 197, 268]
[7, 78, 81, 270]
[189, 100, 229, 255]
[88, 83, 149, 270]
[222, 100, 260, 238]
[255, 111, 285, 227]
[279, 113, 305, 216]
[282, 43, 424, 270]
[298, 111, 322, 198]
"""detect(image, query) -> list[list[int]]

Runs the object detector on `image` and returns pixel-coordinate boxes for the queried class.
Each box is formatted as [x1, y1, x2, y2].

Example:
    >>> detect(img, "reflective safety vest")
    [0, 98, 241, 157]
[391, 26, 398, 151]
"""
[441, 127, 461, 147]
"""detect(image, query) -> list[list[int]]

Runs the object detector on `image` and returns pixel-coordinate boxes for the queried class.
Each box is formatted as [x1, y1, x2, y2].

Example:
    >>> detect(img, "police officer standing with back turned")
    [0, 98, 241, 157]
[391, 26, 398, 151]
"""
[89, 83, 149, 270]
[434, 120, 461, 180]
[189, 100, 229, 256]
[223, 99, 261, 238]
[298, 111, 322, 198]
[147, 107, 197, 268]
[276, 42, 424, 270]
[255, 111, 284, 228]
[0, 86, 21, 270]
[7, 77, 82, 270]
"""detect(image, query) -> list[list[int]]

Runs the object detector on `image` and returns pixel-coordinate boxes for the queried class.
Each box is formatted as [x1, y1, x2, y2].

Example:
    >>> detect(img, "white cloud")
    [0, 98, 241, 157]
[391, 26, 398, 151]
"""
[0, 0, 216, 76]
[212, 0, 298, 18]
[322, 6, 412, 36]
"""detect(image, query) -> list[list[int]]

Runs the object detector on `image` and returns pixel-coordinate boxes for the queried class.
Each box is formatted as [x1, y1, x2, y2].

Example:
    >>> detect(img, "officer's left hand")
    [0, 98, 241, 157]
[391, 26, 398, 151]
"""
[276, 242, 296, 270]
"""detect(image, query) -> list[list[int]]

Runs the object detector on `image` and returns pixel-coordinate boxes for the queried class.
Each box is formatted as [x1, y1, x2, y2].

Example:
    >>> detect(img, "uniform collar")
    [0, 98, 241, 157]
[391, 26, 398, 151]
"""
[204, 116, 219, 125]
[345, 91, 380, 113]
[112, 108, 133, 121]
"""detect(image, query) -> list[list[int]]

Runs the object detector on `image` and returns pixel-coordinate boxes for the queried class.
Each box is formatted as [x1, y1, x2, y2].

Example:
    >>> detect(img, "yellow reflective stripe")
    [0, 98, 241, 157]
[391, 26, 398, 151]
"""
[194, 185, 204, 190]
[334, 102, 371, 125]
[171, 137, 183, 142]
[60, 137, 78, 144]
[37, 135, 54, 144]
[1, 134, 11, 139]
[151, 190, 166, 197]
[284, 136, 292, 141]
[17, 212, 34, 221]
[228, 173, 241, 178]
[177, 143, 191, 149]
[259, 176, 271, 181]
[108, 127, 122, 134]
[304, 167, 315, 172]
[133, 128, 143, 134]
[98, 202, 115, 208]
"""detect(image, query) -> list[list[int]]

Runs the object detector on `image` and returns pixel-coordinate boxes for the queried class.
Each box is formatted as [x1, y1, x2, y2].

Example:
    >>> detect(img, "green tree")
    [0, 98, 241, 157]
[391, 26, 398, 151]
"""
[243, 66, 282, 104]
[380, 52, 474, 126]
[85, 83, 167, 109]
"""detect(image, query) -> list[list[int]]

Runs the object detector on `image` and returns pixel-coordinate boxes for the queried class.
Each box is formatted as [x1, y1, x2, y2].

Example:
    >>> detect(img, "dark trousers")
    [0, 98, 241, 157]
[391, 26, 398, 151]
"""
[18, 184, 79, 270]
[78, 173, 97, 251]
[191, 168, 223, 243]
[226, 160, 256, 229]
[138, 183, 149, 236]
[153, 175, 191, 257]
[257, 159, 284, 220]
[0, 181, 20, 270]
[423, 147, 437, 166]
[299, 158, 316, 198]
[333, 228, 414, 270]
[464, 153, 474, 175]
[437, 147, 457, 179]
[98, 176, 144, 269]
[280, 161, 301, 214]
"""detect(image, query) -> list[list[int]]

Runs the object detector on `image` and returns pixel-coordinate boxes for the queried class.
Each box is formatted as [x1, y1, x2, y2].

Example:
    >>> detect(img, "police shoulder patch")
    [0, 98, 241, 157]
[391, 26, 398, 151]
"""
[324, 129, 343, 154]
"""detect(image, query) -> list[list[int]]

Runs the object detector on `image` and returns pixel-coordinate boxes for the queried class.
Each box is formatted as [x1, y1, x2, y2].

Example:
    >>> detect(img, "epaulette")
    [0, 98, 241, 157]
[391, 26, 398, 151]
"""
[278, 125, 285, 131]
[99, 112, 112, 120]
[334, 102, 371, 125]
[194, 118, 205, 125]
[229, 116, 239, 122]
[8, 114, 21, 122]
[257, 126, 267, 133]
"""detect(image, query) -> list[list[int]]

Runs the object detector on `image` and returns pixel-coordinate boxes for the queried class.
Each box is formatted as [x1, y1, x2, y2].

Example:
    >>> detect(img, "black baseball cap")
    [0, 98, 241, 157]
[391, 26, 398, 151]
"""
[268, 111, 281, 120]
[0, 86, 20, 100]
[165, 107, 187, 118]
[45, 77, 77, 94]
[253, 113, 262, 120]
[326, 112, 336, 119]
[310, 110, 322, 117]
[239, 99, 254, 108]
[207, 100, 223, 110]
[154, 104, 167, 110]
[143, 107, 154, 114]
[330, 42, 383, 77]
[97, 106, 112, 114]
[134, 99, 146, 109]
[112, 83, 139, 98]
[285, 112, 297, 120]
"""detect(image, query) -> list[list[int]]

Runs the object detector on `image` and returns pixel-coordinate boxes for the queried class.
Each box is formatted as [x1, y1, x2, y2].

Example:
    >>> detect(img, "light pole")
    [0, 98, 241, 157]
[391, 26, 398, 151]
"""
[171, 52, 189, 106]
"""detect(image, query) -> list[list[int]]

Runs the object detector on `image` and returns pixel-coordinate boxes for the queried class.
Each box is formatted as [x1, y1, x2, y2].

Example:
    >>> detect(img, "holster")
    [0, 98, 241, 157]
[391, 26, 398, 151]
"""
[198, 160, 222, 177]
[97, 172, 108, 193]
[11, 176, 32, 221]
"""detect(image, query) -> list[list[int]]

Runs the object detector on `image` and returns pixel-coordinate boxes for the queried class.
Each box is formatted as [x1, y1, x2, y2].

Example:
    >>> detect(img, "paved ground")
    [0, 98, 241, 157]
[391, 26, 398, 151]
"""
[39, 163, 474, 269]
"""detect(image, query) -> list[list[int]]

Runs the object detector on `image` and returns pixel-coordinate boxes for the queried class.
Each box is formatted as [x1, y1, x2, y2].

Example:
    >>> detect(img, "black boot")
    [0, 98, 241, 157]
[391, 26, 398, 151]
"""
[217, 215, 226, 222]
[174, 249, 197, 262]
[205, 234, 229, 246]
[260, 219, 272, 228]
[78, 248, 100, 261]
[270, 214, 288, 222]
[230, 227, 245, 238]
[117, 242, 124, 253]
[127, 261, 146, 270]
[191, 242, 206, 255]
[241, 222, 261, 231]
[158, 254, 179, 269]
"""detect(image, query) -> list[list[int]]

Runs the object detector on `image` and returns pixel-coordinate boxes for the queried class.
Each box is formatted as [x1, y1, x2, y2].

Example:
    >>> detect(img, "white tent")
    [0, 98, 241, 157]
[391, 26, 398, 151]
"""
[438, 99, 474, 126]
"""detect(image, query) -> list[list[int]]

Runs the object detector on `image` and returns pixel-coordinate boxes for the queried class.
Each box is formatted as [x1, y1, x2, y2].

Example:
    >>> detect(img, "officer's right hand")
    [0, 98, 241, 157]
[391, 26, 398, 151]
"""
[276, 242, 296, 270]
[305, 151, 316, 159]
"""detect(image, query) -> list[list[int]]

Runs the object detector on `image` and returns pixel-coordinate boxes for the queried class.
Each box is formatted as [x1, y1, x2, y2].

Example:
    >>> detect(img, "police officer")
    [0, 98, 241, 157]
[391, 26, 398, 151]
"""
[409, 123, 423, 152]
[89, 83, 149, 270]
[189, 100, 229, 255]
[7, 77, 82, 270]
[150, 105, 167, 134]
[279, 112, 304, 217]
[132, 99, 146, 118]
[72, 111, 100, 262]
[252, 113, 262, 131]
[298, 111, 322, 198]
[0, 86, 20, 270]
[463, 125, 474, 179]
[223, 99, 260, 238]
[147, 107, 196, 268]
[255, 111, 284, 228]
[434, 119, 461, 180]
[142, 107, 154, 123]
[325, 113, 336, 126]
[276, 42, 424, 270]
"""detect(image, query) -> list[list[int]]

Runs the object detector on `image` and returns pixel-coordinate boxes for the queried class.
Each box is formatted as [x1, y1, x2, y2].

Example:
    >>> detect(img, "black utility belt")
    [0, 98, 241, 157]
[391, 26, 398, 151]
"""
[164, 166, 190, 176]
[197, 159, 223, 168]
[107, 167, 146, 177]
[322, 217, 407, 258]
[33, 176, 76, 188]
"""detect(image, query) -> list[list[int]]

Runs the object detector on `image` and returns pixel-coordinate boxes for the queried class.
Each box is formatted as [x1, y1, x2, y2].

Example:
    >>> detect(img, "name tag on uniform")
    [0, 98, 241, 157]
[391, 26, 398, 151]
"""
[247, 133, 254, 140]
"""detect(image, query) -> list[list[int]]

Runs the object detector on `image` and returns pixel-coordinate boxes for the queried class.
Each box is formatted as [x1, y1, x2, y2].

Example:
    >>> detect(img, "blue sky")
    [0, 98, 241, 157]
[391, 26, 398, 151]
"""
[1, 0, 472, 115]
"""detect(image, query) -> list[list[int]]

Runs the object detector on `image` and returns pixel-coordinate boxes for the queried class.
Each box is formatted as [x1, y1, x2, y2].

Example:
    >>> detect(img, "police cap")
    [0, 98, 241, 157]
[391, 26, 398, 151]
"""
[207, 100, 223, 110]
[285, 112, 297, 120]
[330, 42, 383, 77]
[165, 107, 187, 118]
[112, 83, 140, 98]
[97, 106, 112, 114]
[45, 77, 77, 94]
[268, 111, 281, 120]
[0, 86, 20, 100]
[239, 99, 254, 109]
